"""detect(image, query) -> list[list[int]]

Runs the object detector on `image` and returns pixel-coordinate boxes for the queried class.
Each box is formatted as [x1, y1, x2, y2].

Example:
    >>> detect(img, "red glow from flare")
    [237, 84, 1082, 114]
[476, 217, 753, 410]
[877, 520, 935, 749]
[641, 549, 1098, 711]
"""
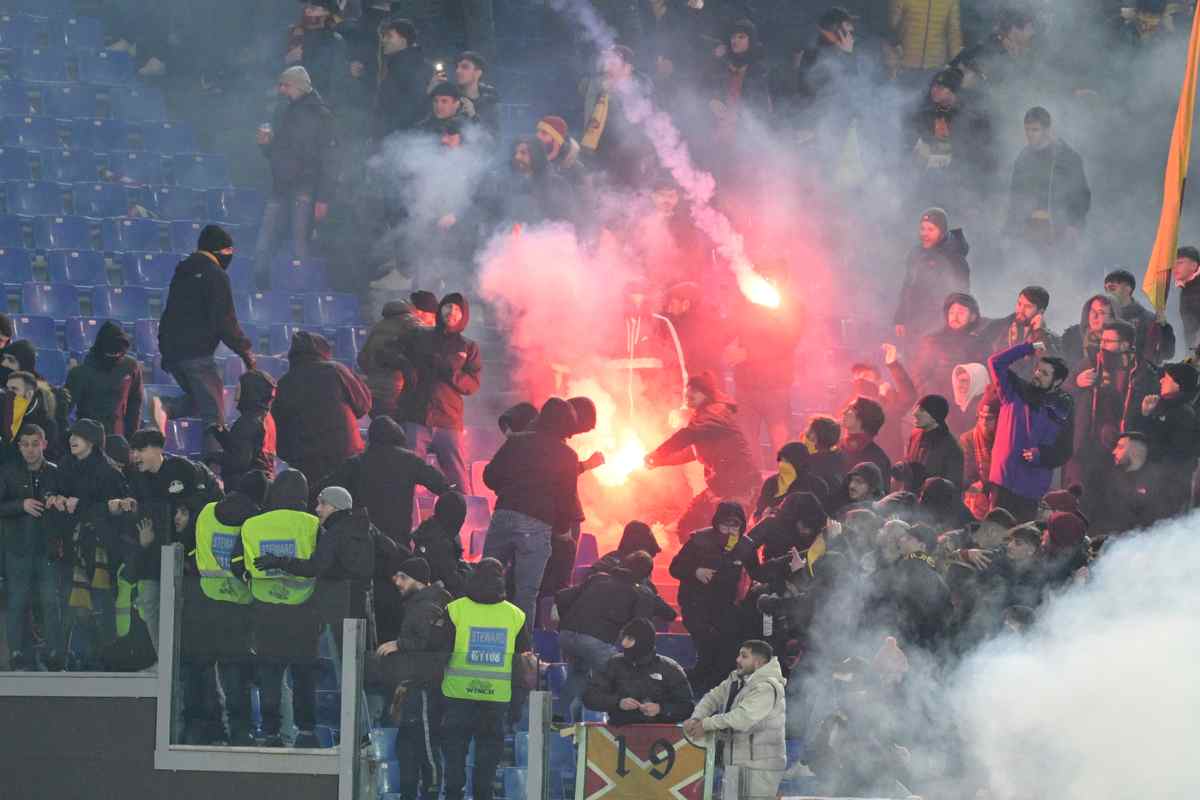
[594, 432, 648, 487]
[738, 270, 782, 308]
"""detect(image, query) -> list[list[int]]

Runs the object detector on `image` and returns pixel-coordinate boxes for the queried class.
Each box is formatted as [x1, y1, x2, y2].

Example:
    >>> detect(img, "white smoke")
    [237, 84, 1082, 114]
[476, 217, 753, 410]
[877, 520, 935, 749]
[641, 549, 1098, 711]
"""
[951, 518, 1200, 798]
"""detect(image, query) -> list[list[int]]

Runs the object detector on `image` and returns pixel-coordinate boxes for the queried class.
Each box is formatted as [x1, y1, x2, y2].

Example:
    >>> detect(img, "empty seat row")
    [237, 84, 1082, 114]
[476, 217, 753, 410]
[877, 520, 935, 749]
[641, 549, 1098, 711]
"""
[0, 46, 136, 84]
[0, 81, 165, 121]
[67, 183, 259, 221]
[0, 14, 104, 52]
[0, 215, 255, 255]
[2, 116, 194, 153]
[0, 150, 230, 189]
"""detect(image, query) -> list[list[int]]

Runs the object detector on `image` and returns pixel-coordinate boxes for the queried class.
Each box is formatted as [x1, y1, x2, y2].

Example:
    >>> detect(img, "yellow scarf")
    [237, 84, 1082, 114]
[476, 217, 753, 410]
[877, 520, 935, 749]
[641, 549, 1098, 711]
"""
[10, 393, 29, 438]
[775, 461, 797, 498]
[581, 92, 609, 151]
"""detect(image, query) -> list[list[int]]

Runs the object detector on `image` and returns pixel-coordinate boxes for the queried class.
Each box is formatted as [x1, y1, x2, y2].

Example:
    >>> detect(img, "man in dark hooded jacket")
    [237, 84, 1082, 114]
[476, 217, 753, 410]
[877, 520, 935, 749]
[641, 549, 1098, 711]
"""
[274, 331, 372, 492]
[669, 501, 754, 694]
[754, 441, 830, 520]
[913, 292, 990, 397]
[373, 18, 430, 139]
[157, 224, 256, 459]
[210, 369, 277, 488]
[398, 293, 481, 494]
[893, 209, 971, 341]
[411, 491, 469, 597]
[357, 293, 434, 419]
[65, 321, 143, 439]
[583, 617, 694, 726]
[905, 394, 964, 485]
[482, 397, 581, 630]
[588, 520, 662, 580]
[320, 415, 449, 546]
[646, 371, 759, 543]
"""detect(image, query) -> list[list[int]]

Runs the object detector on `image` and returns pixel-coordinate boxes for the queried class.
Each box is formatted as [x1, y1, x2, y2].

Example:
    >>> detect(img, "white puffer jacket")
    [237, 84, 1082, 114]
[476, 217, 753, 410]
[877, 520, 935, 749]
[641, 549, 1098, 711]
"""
[694, 657, 787, 770]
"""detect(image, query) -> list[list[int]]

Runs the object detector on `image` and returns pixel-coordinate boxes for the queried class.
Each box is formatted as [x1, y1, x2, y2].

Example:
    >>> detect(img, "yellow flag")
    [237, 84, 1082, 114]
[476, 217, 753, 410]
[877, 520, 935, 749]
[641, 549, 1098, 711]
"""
[1143, 4, 1200, 311]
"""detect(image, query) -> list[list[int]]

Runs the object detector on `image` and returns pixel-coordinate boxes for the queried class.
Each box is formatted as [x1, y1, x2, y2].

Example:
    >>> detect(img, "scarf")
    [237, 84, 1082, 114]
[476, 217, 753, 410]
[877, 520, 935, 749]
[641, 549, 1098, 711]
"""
[9, 393, 29, 438]
[581, 92, 609, 151]
[775, 462, 797, 498]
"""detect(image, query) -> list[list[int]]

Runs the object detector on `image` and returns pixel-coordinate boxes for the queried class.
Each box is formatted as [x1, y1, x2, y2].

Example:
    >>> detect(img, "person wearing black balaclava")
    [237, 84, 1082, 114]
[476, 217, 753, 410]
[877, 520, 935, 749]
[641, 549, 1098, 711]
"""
[157, 225, 256, 463]
[65, 321, 143, 439]
[583, 617, 694, 726]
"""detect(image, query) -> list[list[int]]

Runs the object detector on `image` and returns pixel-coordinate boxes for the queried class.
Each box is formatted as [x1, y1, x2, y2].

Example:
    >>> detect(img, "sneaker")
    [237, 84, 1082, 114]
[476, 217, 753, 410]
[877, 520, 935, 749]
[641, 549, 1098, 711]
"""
[150, 396, 167, 434]
[107, 38, 133, 53]
[138, 57, 166, 78]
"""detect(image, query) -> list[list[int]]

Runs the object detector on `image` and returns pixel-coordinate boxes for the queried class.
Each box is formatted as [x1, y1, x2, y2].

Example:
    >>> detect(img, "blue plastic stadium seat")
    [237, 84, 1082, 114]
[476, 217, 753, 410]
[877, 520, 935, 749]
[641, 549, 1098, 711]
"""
[465, 495, 491, 535]
[78, 49, 133, 85]
[168, 220, 215, 253]
[104, 217, 167, 252]
[207, 187, 264, 225]
[313, 725, 337, 749]
[0, 245, 32, 281]
[106, 150, 165, 185]
[533, 629, 560, 662]
[655, 633, 697, 668]
[39, 84, 98, 119]
[118, 251, 179, 288]
[222, 354, 245, 386]
[256, 355, 288, 381]
[71, 117, 128, 152]
[0, 145, 30, 179]
[10, 313, 54, 347]
[38, 148, 98, 183]
[378, 760, 401, 794]
[236, 290, 293, 326]
[34, 215, 99, 251]
[45, 249, 106, 284]
[1, 115, 58, 148]
[35, 346, 65, 384]
[92, 285, 152, 320]
[369, 727, 399, 762]
[133, 318, 158, 355]
[504, 768, 526, 800]
[165, 417, 203, 455]
[302, 292, 358, 326]
[332, 324, 368, 362]
[115, 87, 166, 122]
[72, 182, 129, 218]
[64, 316, 115, 352]
[574, 533, 598, 567]
[0, 14, 50, 49]
[544, 662, 567, 695]
[18, 46, 69, 82]
[62, 17, 104, 50]
[22, 281, 78, 316]
[0, 215, 29, 247]
[0, 82, 28, 116]
[270, 254, 327, 293]
[6, 181, 67, 215]
[138, 121, 196, 154]
[143, 186, 204, 221]
[228, 257, 256, 292]
[172, 153, 230, 189]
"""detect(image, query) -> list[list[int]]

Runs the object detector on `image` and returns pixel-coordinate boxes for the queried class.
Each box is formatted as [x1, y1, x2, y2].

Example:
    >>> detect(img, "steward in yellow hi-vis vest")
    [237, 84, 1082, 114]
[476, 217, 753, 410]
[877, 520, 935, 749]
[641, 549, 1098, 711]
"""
[194, 501, 252, 604]
[240, 471, 320, 605]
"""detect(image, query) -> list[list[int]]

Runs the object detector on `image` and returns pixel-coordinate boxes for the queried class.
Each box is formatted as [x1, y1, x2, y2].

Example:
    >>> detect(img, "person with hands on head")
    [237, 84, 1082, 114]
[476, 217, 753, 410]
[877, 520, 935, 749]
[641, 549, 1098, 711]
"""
[682, 639, 787, 800]
[157, 224, 255, 461]
[582, 617, 694, 726]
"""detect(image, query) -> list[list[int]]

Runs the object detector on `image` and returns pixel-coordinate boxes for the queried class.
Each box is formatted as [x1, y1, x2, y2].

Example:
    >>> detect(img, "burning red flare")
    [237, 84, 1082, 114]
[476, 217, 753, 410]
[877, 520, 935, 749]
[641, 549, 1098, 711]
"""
[738, 269, 782, 308]
[594, 432, 647, 487]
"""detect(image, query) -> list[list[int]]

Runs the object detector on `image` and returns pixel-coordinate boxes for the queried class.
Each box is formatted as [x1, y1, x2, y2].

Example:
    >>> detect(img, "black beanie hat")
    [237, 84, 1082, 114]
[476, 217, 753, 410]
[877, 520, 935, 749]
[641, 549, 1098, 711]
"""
[1165, 362, 1200, 394]
[918, 394, 950, 424]
[410, 290, 439, 313]
[197, 224, 233, 253]
[920, 207, 949, 236]
[3, 339, 36, 374]
[69, 418, 105, 449]
[236, 470, 271, 507]
[619, 617, 657, 662]
[397, 556, 431, 584]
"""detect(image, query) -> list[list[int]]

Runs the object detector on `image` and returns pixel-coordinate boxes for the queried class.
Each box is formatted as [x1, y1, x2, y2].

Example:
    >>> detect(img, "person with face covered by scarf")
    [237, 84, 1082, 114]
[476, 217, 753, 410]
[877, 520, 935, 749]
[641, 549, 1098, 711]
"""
[583, 617, 695, 726]
[1064, 320, 1156, 518]
[754, 442, 829, 521]
[65, 321, 143, 440]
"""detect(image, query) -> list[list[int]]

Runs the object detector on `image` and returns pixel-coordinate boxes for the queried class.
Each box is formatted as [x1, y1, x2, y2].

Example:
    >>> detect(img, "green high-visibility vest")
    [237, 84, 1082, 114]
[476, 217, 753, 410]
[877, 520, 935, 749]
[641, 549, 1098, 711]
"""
[194, 502, 252, 605]
[240, 509, 320, 605]
[115, 564, 133, 637]
[441, 597, 525, 703]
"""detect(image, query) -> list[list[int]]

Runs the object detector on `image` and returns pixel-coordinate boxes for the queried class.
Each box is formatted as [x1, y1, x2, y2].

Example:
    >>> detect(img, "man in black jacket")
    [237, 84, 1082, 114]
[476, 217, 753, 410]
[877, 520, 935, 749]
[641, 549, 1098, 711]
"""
[399, 293, 482, 494]
[555, 551, 676, 720]
[65, 320, 142, 439]
[583, 617, 694, 726]
[320, 415, 449, 547]
[373, 18, 430, 139]
[905, 394, 964, 485]
[411, 491, 469, 597]
[374, 556, 452, 800]
[454, 50, 499, 135]
[893, 209, 971, 341]
[274, 331, 372, 494]
[0, 423, 65, 670]
[669, 501, 755, 694]
[210, 369, 276, 488]
[157, 224, 256, 461]
[253, 65, 336, 288]
[1, 370, 58, 468]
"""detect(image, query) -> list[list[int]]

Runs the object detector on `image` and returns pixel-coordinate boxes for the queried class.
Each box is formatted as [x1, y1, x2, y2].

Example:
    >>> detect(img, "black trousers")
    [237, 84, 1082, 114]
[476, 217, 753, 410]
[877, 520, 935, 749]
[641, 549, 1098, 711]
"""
[396, 687, 443, 800]
[441, 697, 507, 800]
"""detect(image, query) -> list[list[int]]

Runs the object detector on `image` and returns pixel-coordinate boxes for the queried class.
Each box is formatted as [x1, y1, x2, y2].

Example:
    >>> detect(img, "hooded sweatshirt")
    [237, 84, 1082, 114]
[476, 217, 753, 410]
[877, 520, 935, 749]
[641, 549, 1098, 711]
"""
[411, 490, 469, 596]
[590, 521, 663, 578]
[483, 397, 581, 531]
[556, 565, 676, 643]
[274, 331, 371, 477]
[65, 321, 143, 438]
[583, 617, 695, 726]
[669, 501, 753, 622]
[647, 395, 759, 498]
[159, 251, 253, 366]
[213, 369, 276, 486]
[321, 415, 449, 544]
[396, 293, 482, 430]
[754, 441, 830, 519]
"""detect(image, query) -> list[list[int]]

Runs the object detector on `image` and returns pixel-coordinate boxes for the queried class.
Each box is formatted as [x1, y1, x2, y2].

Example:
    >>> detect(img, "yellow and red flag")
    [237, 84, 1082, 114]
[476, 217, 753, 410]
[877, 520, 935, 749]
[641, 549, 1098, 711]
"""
[1144, 3, 1200, 311]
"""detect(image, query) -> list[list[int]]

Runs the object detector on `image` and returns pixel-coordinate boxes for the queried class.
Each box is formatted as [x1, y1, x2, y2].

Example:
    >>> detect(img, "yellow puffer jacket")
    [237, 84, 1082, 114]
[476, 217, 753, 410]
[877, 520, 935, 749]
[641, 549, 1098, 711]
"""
[890, 0, 963, 70]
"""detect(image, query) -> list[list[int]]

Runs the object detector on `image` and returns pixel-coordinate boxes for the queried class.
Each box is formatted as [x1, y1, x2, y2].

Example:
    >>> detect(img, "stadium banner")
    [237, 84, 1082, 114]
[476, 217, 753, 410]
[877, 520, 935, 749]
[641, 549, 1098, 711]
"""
[568, 722, 715, 800]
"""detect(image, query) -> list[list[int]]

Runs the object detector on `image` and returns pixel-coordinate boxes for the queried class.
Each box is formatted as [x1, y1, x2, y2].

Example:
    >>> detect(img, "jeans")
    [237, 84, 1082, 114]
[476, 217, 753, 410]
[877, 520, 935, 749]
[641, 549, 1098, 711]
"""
[482, 510, 552, 633]
[557, 629, 614, 721]
[164, 356, 225, 457]
[441, 697, 507, 800]
[403, 423, 471, 494]
[395, 687, 443, 800]
[134, 579, 160, 657]
[254, 191, 313, 289]
[257, 662, 316, 736]
[5, 551, 65, 663]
